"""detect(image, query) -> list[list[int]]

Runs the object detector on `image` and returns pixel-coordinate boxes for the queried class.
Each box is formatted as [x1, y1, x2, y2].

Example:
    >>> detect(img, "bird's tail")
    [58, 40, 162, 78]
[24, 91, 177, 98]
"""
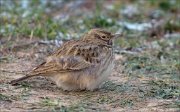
[9, 62, 50, 85]
[9, 74, 36, 85]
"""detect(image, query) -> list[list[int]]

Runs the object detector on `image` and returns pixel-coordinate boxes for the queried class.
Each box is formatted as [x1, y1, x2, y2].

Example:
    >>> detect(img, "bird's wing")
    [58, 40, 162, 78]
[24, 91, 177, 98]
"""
[31, 41, 102, 75]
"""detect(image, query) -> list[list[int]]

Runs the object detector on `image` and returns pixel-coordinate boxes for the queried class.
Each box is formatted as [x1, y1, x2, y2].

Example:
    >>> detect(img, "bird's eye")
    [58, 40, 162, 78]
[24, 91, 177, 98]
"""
[102, 36, 106, 39]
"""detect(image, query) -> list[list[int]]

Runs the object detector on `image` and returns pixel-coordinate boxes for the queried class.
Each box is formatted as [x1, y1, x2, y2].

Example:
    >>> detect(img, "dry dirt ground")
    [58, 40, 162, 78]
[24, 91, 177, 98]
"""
[0, 38, 179, 112]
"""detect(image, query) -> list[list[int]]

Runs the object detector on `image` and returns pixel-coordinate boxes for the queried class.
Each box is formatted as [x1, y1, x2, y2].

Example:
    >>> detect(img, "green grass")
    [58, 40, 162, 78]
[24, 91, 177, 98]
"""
[97, 94, 114, 104]
[0, 93, 12, 101]
[39, 97, 60, 107]
[0, 93, 19, 102]
[147, 80, 179, 99]
[119, 99, 134, 107]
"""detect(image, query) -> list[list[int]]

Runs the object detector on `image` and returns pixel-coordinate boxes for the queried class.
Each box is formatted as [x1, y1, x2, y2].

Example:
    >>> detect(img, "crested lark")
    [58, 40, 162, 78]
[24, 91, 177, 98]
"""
[10, 29, 121, 91]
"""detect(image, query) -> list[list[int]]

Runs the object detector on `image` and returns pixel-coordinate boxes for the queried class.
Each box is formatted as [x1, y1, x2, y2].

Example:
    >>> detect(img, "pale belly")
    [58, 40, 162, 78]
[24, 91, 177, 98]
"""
[50, 62, 114, 91]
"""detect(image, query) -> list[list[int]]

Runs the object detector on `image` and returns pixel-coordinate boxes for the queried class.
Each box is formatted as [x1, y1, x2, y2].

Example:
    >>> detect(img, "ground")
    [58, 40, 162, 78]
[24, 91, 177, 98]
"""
[0, 37, 179, 112]
[0, 0, 180, 112]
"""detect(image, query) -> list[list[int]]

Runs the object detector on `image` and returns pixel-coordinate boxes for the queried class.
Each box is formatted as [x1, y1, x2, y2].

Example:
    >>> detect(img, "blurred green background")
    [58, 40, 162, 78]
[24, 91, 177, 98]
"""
[0, 0, 179, 40]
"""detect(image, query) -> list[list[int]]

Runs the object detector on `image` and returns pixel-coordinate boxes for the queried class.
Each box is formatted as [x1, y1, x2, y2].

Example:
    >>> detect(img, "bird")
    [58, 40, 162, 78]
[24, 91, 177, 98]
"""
[10, 28, 121, 91]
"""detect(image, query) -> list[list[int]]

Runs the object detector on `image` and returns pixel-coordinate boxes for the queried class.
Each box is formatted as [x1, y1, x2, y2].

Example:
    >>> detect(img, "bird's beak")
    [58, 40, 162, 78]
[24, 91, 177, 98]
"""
[112, 33, 122, 39]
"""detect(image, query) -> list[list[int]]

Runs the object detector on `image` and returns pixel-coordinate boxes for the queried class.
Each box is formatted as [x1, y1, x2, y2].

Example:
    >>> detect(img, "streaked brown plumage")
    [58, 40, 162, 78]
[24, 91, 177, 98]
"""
[10, 29, 121, 91]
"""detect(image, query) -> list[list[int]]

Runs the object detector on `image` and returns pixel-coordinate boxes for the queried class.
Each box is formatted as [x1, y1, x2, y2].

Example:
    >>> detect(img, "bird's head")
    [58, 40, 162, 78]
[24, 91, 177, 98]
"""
[83, 28, 121, 47]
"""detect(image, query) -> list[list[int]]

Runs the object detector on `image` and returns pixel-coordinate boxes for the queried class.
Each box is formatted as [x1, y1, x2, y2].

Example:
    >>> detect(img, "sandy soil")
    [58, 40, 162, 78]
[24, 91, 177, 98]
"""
[0, 40, 179, 112]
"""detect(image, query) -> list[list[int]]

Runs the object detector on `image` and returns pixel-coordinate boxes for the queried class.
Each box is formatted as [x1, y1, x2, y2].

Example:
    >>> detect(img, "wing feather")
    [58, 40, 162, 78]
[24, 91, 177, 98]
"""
[31, 42, 102, 75]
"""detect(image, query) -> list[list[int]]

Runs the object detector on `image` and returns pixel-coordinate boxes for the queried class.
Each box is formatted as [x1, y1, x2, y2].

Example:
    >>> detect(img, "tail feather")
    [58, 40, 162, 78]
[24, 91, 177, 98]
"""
[9, 62, 52, 85]
[10, 75, 36, 85]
